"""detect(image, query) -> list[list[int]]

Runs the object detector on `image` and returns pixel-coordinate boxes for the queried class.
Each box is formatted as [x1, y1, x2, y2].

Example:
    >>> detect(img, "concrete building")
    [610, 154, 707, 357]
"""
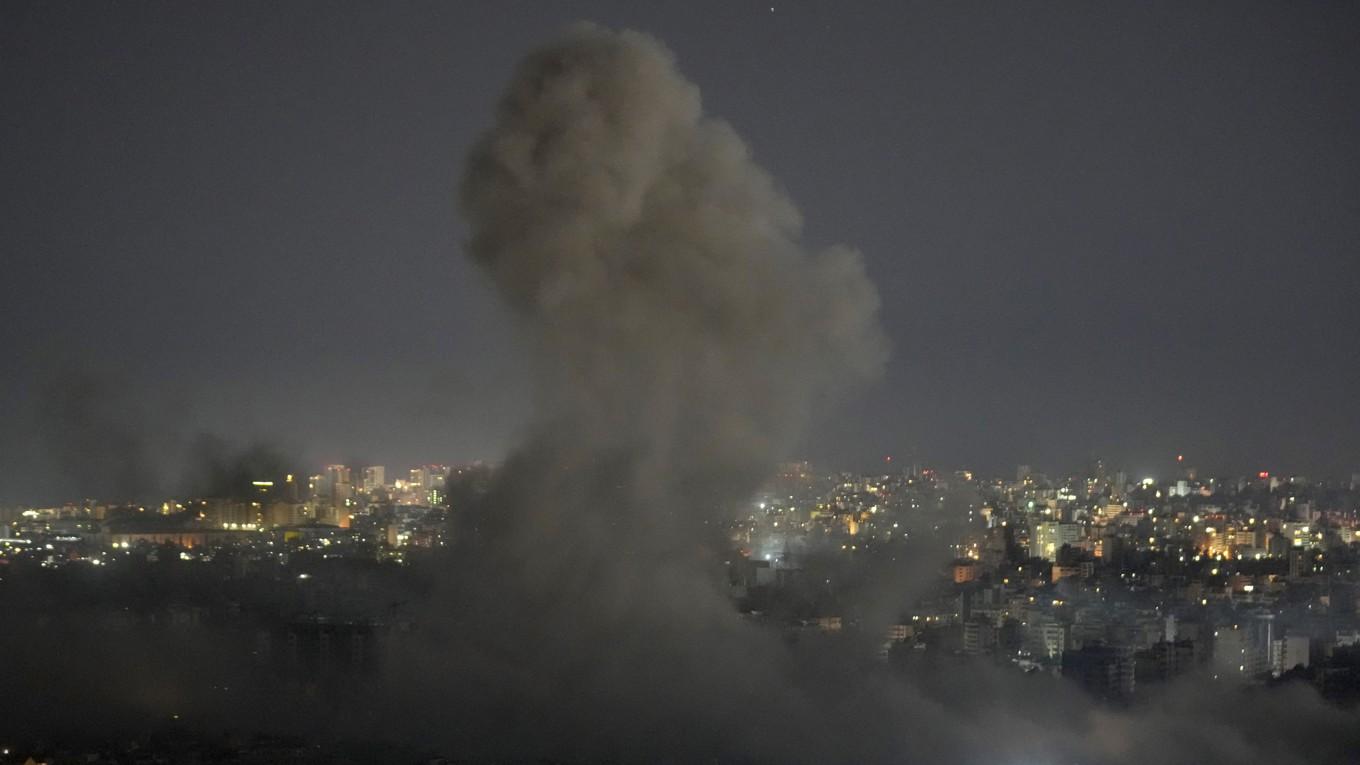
[1213, 624, 1268, 681]
[1063, 643, 1135, 699]
[1032, 521, 1083, 561]
[963, 618, 997, 655]
[1271, 633, 1310, 676]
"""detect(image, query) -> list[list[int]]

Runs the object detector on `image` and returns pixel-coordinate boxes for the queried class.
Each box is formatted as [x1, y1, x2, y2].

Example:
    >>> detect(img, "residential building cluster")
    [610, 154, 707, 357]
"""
[730, 459, 1360, 702]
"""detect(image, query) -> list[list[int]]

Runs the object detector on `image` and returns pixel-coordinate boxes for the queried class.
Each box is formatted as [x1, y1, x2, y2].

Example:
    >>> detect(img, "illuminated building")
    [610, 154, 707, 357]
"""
[1032, 521, 1082, 561]
[1051, 564, 1084, 583]
[362, 466, 386, 492]
[1270, 633, 1310, 676]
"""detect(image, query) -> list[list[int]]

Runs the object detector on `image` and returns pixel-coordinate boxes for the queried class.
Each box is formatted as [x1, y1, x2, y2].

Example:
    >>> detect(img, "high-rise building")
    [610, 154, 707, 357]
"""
[1212, 624, 1267, 681]
[962, 618, 997, 655]
[1032, 521, 1082, 561]
[323, 465, 352, 508]
[1288, 548, 1312, 578]
[1135, 639, 1200, 684]
[265, 501, 308, 528]
[307, 474, 326, 501]
[422, 464, 453, 505]
[201, 498, 261, 529]
[362, 466, 386, 492]
[325, 464, 351, 489]
[409, 465, 450, 493]
[1270, 633, 1310, 676]
[1039, 621, 1069, 661]
[1062, 643, 1135, 699]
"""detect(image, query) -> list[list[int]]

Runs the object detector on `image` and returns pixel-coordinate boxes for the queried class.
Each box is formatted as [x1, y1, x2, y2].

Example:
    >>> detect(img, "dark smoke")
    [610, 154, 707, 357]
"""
[34, 367, 158, 502]
[459, 20, 887, 569]
[181, 433, 299, 501]
[376, 22, 888, 760]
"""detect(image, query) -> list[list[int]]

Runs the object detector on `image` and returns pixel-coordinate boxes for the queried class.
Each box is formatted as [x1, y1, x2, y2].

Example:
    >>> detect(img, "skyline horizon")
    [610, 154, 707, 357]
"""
[7, 440, 1356, 508]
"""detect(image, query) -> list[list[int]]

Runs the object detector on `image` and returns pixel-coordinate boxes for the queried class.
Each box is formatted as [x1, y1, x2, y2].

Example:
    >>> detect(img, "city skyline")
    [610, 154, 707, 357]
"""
[8, 432, 1357, 508]
[5, 445, 1360, 762]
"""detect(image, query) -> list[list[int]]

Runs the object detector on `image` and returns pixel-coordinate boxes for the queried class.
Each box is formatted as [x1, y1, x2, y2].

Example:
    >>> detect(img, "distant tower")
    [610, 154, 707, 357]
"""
[324, 464, 352, 507]
[1088, 457, 1106, 482]
[1288, 548, 1311, 578]
[325, 464, 351, 488]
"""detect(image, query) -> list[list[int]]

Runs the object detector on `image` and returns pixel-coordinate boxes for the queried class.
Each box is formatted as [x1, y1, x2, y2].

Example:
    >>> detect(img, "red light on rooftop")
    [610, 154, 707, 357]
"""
[1258, 471, 1269, 479]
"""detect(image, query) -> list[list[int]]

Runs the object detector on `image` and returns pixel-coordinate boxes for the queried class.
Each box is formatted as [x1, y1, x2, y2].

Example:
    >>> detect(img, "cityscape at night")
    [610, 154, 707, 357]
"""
[4, 456, 1360, 761]
[3, 1, 1358, 763]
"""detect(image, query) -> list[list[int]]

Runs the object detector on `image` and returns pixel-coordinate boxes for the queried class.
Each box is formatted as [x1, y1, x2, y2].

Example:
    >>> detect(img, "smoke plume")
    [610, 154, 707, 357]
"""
[35, 367, 158, 502]
[181, 433, 299, 501]
[417, 22, 887, 759]
[461, 24, 887, 511]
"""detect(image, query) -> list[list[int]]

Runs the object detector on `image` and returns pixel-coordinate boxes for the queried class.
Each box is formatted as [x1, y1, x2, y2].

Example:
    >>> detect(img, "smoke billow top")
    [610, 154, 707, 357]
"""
[462, 24, 886, 503]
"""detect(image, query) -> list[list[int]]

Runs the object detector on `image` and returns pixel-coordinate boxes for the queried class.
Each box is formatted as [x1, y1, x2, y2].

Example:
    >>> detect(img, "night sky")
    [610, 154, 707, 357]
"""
[3, 1, 1358, 504]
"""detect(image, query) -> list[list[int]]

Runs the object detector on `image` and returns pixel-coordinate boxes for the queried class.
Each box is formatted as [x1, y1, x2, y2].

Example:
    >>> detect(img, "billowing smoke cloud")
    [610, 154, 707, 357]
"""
[460, 23, 887, 518]
[418, 22, 887, 758]
[463, 26, 883, 577]
[181, 433, 300, 501]
[392, 24, 1359, 764]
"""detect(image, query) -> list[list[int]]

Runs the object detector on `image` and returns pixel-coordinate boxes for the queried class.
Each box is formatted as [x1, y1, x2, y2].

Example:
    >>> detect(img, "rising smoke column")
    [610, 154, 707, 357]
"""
[461, 24, 886, 504]
[449, 23, 887, 759]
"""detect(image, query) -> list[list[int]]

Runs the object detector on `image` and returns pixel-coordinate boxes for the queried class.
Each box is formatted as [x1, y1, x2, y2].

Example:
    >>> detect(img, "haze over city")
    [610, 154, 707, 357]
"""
[2, 3, 1359, 764]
